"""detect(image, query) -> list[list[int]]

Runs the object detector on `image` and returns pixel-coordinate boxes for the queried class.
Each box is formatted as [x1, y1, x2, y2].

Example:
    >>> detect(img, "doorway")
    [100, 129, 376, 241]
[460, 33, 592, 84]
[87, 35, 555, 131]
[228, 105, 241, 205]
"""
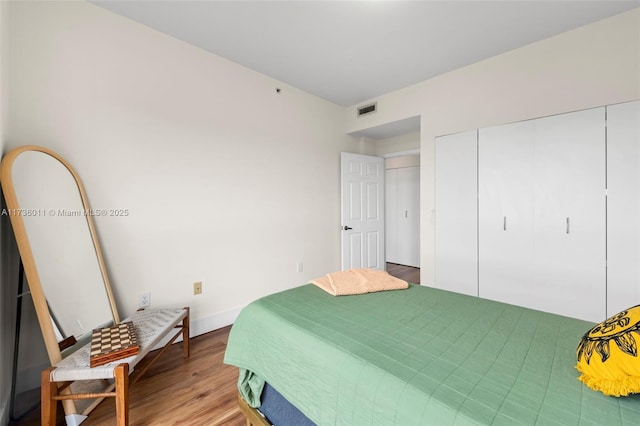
[384, 153, 420, 268]
[347, 116, 421, 280]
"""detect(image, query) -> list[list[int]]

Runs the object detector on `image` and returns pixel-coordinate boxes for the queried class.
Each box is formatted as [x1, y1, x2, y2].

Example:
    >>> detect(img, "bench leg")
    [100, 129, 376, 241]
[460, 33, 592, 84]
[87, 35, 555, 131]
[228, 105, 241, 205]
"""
[182, 307, 190, 359]
[114, 364, 130, 426]
[41, 367, 58, 426]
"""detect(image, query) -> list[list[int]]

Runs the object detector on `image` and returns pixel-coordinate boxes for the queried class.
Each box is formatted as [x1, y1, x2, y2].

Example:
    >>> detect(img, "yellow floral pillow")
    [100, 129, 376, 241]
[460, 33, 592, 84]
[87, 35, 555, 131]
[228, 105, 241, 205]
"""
[576, 305, 640, 396]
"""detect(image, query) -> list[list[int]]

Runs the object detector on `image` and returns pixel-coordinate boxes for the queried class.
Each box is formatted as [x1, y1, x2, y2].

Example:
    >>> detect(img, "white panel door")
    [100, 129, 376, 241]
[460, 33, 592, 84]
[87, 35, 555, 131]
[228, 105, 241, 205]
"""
[607, 100, 640, 316]
[341, 152, 385, 270]
[478, 121, 535, 305]
[533, 107, 606, 322]
[396, 166, 420, 267]
[435, 130, 478, 296]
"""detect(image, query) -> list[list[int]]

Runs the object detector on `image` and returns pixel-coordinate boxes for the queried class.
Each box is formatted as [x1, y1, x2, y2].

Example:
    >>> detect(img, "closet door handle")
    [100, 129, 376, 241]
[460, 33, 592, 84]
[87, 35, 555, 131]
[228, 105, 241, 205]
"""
[405, 210, 408, 218]
[503, 216, 507, 231]
[566, 217, 570, 234]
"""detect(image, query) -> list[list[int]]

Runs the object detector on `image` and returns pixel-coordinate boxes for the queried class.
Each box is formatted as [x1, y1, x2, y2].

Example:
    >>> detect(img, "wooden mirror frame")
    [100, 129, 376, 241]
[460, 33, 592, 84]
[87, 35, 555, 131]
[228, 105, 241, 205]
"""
[0, 145, 120, 366]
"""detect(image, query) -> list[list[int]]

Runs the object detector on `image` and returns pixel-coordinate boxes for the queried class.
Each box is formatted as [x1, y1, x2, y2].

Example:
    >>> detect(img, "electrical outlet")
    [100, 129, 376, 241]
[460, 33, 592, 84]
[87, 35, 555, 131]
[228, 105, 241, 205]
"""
[139, 291, 151, 308]
[193, 281, 202, 295]
[297, 261, 303, 273]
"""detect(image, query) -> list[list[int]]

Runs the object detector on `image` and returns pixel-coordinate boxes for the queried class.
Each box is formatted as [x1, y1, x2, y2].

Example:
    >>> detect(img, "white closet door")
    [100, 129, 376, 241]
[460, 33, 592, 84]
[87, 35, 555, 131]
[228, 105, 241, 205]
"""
[396, 166, 420, 267]
[607, 100, 640, 316]
[478, 121, 535, 305]
[435, 130, 478, 296]
[533, 107, 606, 322]
[385, 169, 399, 264]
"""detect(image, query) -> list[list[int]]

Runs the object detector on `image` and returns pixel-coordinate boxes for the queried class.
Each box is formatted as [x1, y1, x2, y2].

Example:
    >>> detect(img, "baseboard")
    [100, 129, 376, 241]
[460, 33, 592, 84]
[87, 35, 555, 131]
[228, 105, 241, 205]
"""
[190, 305, 243, 337]
[152, 305, 244, 349]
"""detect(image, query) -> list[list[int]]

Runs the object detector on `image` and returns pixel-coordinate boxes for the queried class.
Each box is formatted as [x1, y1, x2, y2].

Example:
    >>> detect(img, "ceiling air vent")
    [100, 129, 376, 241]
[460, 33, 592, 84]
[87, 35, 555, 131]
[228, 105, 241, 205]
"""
[357, 102, 377, 117]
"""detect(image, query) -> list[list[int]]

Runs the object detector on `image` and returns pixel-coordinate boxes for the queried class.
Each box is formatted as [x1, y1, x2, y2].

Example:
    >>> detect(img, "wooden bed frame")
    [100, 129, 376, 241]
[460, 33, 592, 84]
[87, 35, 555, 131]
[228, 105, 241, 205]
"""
[238, 393, 271, 426]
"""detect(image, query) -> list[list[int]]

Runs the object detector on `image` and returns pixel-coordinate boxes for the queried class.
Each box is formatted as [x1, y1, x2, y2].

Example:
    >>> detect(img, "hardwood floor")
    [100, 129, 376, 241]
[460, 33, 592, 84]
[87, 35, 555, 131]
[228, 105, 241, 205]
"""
[386, 262, 420, 284]
[10, 326, 245, 426]
[12, 266, 419, 426]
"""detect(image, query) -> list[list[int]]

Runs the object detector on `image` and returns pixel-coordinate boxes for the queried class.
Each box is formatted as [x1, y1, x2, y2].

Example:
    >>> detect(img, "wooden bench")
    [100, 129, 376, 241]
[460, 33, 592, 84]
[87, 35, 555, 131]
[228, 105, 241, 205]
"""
[41, 307, 190, 426]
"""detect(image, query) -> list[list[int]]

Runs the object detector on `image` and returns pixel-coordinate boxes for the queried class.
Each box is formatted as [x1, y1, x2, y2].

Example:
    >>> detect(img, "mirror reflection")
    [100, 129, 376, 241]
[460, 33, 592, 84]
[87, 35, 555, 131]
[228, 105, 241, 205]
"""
[10, 150, 114, 347]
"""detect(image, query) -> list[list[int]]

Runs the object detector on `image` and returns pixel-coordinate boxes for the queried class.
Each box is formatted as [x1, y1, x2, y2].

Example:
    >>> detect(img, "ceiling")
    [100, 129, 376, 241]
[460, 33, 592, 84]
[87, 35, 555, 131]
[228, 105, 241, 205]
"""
[91, 1, 639, 139]
[92, 0, 638, 107]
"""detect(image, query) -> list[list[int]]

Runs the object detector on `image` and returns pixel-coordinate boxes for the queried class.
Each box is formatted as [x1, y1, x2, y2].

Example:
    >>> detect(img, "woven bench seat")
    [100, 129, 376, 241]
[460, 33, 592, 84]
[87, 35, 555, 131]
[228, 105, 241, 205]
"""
[42, 307, 190, 426]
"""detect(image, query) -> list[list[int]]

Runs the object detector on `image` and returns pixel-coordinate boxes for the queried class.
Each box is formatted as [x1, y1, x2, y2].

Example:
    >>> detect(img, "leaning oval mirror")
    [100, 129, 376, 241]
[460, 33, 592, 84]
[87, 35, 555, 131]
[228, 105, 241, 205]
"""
[1, 146, 119, 364]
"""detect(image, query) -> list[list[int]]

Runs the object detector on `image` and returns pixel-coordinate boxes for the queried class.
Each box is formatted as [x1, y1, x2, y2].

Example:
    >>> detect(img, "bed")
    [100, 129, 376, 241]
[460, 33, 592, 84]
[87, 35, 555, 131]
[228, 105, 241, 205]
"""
[223, 283, 640, 425]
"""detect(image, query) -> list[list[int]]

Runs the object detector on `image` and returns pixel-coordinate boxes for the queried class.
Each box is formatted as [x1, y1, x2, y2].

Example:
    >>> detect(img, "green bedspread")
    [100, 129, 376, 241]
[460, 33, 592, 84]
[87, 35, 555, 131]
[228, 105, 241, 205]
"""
[224, 284, 640, 425]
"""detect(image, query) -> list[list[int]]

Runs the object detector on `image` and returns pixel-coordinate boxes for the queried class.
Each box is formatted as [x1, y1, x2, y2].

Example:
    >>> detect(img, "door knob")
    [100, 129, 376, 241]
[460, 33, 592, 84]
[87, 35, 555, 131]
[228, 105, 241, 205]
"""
[342, 226, 353, 231]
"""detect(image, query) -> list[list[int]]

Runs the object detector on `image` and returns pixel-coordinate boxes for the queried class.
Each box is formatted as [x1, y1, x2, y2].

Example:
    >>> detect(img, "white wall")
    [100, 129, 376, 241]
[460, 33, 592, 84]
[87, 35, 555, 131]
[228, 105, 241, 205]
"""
[7, 0, 359, 344]
[375, 131, 420, 157]
[348, 131, 421, 159]
[0, 0, 12, 421]
[385, 154, 420, 170]
[345, 8, 640, 285]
